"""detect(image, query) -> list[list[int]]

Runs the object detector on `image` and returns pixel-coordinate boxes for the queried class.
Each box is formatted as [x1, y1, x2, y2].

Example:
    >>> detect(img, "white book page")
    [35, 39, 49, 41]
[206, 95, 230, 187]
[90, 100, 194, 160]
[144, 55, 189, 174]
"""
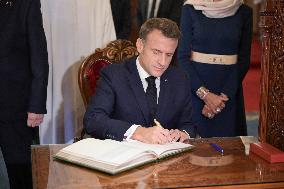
[121, 140, 193, 157]
[60, 138, 154, 166]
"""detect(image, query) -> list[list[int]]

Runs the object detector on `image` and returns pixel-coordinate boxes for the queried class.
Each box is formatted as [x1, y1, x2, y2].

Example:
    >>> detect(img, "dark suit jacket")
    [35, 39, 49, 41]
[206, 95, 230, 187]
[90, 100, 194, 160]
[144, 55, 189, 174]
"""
[84, 58, 195, 141]
[110, 0, 131, 39]
[137, 0, 184, 28]
[0, 0, 49, 120]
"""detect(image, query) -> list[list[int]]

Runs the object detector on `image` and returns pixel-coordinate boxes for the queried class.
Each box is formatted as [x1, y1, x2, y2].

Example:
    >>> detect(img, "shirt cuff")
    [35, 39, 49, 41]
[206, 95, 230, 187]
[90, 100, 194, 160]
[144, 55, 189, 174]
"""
[123, 124, 140, 141]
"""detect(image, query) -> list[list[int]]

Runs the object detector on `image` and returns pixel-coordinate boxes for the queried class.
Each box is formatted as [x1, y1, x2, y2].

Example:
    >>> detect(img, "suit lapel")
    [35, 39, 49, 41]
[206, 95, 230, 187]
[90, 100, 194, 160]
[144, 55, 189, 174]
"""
[156, 69, 171, 120]
[156, 0, 163, 17]
[157, 0, 172, 18]
[125, 60, 151, 125]
[143, 0, 149, 21]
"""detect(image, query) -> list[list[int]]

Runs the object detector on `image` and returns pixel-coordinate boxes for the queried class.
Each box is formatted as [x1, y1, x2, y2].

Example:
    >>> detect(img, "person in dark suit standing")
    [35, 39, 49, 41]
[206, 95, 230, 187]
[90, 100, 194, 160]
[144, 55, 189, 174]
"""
[110, 0, 131, 39]
[0, 0, 49, 188]
[137, 0, 184, 66]
[137, 0, 184, 28]
[84, 18, 194, 144]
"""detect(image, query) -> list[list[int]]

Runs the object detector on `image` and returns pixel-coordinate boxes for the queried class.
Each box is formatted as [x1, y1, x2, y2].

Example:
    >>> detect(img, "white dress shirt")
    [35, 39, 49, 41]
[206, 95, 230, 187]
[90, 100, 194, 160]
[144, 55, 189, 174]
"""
[124, 57, 161, 140]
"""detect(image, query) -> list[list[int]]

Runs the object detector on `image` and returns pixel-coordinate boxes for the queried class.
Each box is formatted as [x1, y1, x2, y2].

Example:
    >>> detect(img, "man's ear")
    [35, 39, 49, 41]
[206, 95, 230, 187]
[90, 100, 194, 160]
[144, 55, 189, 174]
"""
[136, 38, 144, 54]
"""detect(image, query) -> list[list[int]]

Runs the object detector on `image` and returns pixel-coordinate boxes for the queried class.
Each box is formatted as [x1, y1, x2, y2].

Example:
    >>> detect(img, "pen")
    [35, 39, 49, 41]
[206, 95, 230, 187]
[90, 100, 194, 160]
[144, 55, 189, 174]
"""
[210, 143, 224, 154]
[154, 119, 163, 128]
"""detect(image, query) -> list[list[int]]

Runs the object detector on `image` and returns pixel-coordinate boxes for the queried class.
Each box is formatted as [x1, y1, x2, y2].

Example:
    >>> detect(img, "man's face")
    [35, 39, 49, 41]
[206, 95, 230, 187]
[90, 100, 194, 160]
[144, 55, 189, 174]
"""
[136, 29, 178, 77]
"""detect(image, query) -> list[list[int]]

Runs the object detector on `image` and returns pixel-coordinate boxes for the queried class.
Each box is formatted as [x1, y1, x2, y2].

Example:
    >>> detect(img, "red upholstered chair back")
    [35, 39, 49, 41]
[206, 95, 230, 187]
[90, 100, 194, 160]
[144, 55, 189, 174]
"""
[74, 40, 138, 142]
[78, 39, 138, 107]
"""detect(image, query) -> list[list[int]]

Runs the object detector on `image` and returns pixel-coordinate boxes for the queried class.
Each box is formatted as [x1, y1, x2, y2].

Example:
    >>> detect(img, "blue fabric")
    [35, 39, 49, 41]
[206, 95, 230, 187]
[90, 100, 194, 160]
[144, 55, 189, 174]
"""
[137, 0, 184, 27]
[178, 4, 252, 137]
[83, 58, 195, 141]
[0, 0, 49, 120]
[110, 0, 131, 39]
[0, 0, 48, 188]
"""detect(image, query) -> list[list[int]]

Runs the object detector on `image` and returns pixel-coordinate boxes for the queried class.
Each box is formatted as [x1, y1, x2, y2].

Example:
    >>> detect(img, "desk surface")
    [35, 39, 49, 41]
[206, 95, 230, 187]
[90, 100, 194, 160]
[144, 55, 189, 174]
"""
[31, 137, 284, 189]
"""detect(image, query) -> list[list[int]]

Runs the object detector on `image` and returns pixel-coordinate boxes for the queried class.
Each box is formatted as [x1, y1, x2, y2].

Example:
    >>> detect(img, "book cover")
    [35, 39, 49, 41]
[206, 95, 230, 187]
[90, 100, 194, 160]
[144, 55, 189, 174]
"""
[54, 138, 194, 174]
[250, 142, 284, 163]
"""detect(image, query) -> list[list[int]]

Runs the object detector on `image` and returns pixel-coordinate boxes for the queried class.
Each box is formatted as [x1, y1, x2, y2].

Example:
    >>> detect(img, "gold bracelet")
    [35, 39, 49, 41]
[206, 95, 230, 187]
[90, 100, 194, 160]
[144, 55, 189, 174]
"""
[196, 86, 209, 100]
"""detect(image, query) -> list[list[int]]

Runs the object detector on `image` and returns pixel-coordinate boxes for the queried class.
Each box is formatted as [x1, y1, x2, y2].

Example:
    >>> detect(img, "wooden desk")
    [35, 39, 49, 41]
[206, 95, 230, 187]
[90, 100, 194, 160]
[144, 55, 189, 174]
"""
[32, 137, 284, 189]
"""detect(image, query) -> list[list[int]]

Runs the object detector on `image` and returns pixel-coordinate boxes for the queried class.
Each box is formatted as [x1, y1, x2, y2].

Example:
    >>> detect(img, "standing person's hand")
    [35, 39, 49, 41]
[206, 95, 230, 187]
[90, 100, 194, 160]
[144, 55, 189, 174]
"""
[203, 92, 228, 114]
[27, 113, 44, 127]
[220, 93, 228, 99]
[202, 104, 215, 119]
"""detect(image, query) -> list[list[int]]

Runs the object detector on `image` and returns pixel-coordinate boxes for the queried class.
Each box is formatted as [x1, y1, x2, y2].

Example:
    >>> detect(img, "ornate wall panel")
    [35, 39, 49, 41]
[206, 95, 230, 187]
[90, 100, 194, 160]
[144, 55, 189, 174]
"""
[259, 0, 284, 151]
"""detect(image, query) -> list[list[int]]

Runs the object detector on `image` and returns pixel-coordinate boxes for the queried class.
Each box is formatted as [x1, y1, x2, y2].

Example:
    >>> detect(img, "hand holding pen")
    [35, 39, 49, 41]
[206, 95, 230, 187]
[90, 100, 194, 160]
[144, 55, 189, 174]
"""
[154, 119, 163, 128]
[154, 119, 188, 143]
[132, 121, 169, 144]
[154, 119, 176, 143]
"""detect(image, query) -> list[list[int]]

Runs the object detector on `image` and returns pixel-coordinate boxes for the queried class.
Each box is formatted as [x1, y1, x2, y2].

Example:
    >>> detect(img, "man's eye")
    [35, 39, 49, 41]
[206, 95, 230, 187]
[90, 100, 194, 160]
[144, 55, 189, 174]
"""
[167, 53, 173, 57]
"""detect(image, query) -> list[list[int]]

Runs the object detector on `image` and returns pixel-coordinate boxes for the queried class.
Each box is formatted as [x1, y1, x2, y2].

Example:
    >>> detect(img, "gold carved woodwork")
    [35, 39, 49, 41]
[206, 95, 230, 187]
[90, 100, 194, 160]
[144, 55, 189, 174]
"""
[96, 40, 138, 63]
[259, 0, 284, 151]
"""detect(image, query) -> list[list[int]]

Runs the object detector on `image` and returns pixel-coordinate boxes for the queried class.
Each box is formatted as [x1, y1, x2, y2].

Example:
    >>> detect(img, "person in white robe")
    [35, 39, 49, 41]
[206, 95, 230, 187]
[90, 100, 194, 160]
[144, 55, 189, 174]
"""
[40, 0, 116, 144]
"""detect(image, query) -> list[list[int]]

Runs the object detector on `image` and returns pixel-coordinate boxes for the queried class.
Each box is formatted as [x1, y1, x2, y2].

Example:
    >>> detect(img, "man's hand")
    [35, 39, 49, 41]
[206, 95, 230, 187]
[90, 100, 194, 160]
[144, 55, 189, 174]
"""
[131, 126, 170, 144]
[27, 112, 44, 127]
[168, 129, 189, 143]
[203, 92, 228, 114]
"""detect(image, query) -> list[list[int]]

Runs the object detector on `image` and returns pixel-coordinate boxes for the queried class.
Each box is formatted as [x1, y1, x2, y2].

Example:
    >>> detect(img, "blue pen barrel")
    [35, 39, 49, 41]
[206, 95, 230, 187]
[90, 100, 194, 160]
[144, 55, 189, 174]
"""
[210, 143, 224, 154]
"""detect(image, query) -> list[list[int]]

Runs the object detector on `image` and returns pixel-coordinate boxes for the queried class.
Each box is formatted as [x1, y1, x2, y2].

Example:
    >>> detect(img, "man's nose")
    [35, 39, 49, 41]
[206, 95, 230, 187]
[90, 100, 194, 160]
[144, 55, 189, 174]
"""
[158, 54, 167, 66]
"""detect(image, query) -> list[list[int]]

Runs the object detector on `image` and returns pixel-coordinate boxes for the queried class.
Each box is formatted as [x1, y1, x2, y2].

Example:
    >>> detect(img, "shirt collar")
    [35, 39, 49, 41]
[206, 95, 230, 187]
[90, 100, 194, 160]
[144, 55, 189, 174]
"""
[136, 57, 160, 81]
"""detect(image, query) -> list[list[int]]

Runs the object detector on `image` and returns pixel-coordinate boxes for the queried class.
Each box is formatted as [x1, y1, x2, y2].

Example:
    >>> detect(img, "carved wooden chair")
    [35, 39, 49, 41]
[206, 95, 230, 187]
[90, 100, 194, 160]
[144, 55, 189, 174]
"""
[74, 39, 138, 142]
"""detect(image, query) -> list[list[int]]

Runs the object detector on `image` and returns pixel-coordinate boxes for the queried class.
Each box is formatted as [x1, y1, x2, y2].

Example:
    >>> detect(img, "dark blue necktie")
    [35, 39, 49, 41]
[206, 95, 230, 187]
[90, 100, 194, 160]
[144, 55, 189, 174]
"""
[146, 76, 157, 126]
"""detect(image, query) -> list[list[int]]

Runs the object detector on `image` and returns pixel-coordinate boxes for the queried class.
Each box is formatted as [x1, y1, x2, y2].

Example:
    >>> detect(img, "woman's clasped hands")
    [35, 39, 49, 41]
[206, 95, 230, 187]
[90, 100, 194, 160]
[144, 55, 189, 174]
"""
[202, 92, 229, 119]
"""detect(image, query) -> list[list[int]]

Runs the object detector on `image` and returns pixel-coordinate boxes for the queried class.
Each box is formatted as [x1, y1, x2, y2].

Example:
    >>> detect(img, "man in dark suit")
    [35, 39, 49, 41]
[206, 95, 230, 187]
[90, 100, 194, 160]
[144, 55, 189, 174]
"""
[110, 0, 131, 39]
[84, 18, 194, 144]
[137, 0, 184, 28]
[0, 0, 48, 188]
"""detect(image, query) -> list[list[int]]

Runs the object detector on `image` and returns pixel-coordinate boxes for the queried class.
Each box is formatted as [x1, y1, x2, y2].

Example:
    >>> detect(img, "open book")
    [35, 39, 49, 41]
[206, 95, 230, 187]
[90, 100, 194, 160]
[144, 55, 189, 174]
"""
[54, 138, 194, 174]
